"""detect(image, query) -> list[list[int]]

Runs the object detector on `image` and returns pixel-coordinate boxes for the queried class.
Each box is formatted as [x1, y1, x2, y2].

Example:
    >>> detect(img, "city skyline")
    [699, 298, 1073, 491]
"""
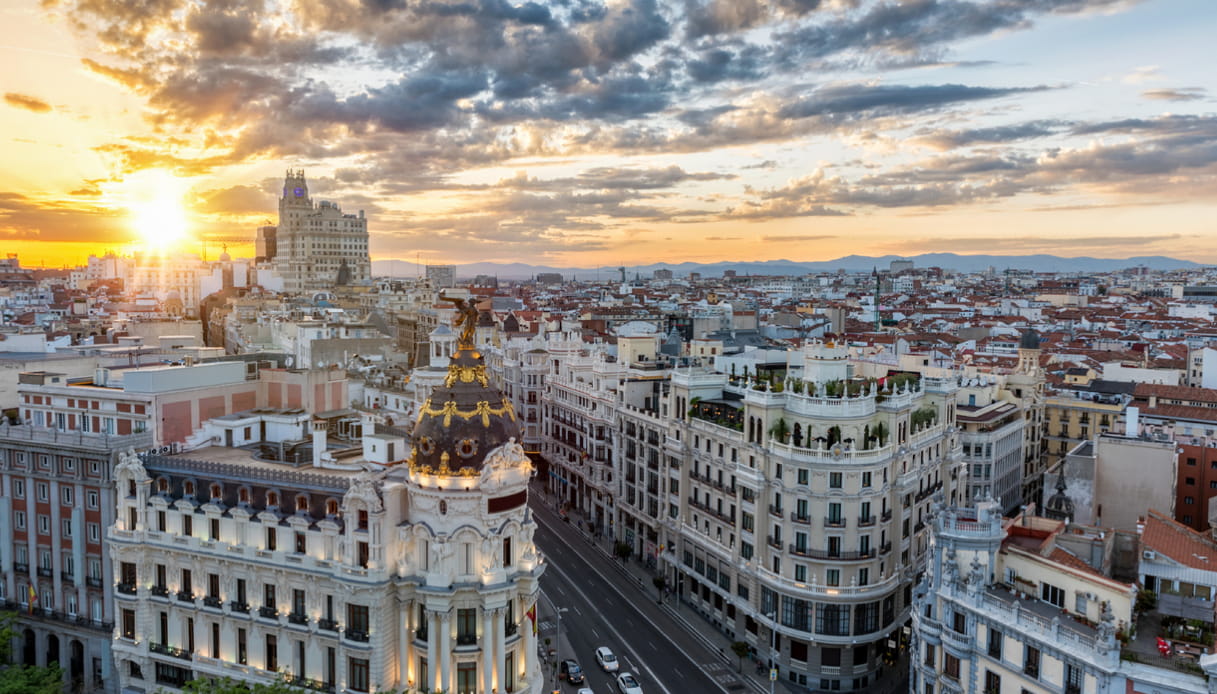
[2, 0, 1214, 268]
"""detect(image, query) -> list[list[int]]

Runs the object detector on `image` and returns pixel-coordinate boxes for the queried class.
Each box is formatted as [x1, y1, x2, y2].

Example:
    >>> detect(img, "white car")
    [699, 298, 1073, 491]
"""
[578, 690, 594, 694]
[595, 646, 620, 672]
[616, 672, 643, 694]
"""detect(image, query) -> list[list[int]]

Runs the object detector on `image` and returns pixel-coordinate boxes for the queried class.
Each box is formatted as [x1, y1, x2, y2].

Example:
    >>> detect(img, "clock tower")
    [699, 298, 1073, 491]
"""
[269, 169, 371, 293]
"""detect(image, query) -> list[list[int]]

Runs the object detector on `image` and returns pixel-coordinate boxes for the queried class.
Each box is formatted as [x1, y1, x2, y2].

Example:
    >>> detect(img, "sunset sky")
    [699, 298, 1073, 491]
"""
[2, 0, 1214, 268]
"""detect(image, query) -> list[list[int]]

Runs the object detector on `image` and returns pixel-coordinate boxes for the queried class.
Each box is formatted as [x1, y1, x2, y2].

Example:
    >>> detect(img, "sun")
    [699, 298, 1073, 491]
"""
[118, 169, 191, 250]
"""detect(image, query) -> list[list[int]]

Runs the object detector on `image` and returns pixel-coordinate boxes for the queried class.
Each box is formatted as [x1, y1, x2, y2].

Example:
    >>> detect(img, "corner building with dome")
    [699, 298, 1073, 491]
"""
[107, 323, 545, 693]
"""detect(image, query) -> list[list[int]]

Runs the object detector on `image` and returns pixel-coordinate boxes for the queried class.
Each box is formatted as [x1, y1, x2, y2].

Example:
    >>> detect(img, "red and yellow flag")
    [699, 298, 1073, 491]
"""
[27, 584, 37, 614]
[527, 604, 537, 635]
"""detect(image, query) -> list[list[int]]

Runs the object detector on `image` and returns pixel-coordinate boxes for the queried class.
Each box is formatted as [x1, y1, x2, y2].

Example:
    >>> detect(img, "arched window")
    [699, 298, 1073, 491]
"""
[157, 478, 169, 493]
[325, 499, 339, 517]
[296, 495, 309, 513]
[267, 491, 279, 508]
[183, 481, 195, 497]
[238, 488, 250, 505]
[210, 484, 222, 500]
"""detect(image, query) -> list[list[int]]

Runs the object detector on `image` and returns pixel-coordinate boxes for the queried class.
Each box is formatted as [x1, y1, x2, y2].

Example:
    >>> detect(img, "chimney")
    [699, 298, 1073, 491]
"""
[312, 419, 327, 468]
[1125, 406, 1139, 437]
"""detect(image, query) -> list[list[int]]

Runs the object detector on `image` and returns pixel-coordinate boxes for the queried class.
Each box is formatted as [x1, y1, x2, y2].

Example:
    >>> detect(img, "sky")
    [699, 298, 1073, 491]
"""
[1, 0, 1214, 269]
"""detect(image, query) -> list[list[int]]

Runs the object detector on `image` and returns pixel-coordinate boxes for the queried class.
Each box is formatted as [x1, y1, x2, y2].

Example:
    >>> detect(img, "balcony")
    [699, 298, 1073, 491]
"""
[881, 509, 893, 522]
[151, 585, 170, 599]
[505, 622, 518, 637]
[117, 582, 137, 596]
[456, 634, 477, 646]
[61, 572, 75, 584]
[824, 516, 846, 528]
[318, 618, 339, 632]
[793, 547, 876, 561]
[767, 535, 783, 550]
[286, 675, 335, 693]
[414, 626, 428, 642]
[14, 563, 29, 574]
[203, 596, 223, 609]
[230, 601, 250, 614]
[176, 591, 195, 603]
[768, 505, 783, 518]
[345, 629, 369, 643]
[879, 542, 893, 555]
[37, 567, 53, 578]
[259, 606, 279, 619]
[790, 512, 811, 525]
[858, 516, 877, 527]
[86, 577, 103, 588]
[289, 613, 309, 626]
[149, 642, 193, 661]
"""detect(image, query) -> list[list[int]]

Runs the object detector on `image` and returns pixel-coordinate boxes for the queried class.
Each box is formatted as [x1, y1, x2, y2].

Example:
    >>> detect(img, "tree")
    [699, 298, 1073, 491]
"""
[652, 576, 667, 603]
[730, 641, 752, 673]
[0, 611, 64, 694]
[872, 421, 889, 447]
[179, 677, 308, 694]
[769, 418, 790, 443]
[0, 664, 64, 694]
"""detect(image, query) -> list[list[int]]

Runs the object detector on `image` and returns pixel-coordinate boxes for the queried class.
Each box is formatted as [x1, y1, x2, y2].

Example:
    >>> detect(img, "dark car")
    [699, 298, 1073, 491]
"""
[561, 659, 586, 684]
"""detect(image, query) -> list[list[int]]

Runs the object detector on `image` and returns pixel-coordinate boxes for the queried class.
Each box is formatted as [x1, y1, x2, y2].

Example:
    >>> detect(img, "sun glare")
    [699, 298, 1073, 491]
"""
[118, 170, 191, 250]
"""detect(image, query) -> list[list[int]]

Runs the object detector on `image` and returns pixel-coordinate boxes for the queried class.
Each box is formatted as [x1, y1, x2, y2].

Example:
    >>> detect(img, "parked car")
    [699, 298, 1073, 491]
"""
[595, 646, 619, 672]
[561, 659, 586, 684]
[616, 672, 643, 694]
[577, 690, 595, 694]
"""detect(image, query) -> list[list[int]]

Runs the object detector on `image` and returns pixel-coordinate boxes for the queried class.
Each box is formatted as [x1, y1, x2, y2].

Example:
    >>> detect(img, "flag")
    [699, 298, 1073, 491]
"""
[527, 604, 537, 635]
[27, 583, 37, 614]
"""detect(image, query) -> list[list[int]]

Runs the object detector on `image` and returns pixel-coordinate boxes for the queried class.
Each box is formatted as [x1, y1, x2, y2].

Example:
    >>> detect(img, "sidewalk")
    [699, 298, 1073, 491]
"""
[534, 484, 909, 694]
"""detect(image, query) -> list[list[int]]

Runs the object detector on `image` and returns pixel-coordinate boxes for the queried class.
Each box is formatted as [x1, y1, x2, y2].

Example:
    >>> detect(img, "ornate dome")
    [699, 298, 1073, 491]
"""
[1044, 470, 1074, 522]
[1019, 328, 1041, 350]
[410, 298, 518, 476]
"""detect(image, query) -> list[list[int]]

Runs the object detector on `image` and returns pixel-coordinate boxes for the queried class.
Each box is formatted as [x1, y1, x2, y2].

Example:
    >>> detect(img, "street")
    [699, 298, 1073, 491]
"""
[533, 499, 752, 694]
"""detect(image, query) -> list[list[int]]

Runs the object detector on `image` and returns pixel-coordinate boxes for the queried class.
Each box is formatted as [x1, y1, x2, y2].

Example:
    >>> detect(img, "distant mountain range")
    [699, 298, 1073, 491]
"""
[371, 253, 1204, 280]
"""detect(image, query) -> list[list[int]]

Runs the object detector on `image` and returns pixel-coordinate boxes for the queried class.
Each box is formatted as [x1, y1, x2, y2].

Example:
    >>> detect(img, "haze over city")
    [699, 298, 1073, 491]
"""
[2, 0, 1214, 268]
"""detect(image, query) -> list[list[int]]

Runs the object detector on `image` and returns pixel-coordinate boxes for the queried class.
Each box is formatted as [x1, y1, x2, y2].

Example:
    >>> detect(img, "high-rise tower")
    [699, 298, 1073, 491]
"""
[269, 170, 370, 294]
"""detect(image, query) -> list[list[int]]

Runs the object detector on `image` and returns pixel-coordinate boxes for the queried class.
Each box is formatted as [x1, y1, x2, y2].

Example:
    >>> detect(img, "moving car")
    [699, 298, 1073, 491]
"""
[577, 690, 595, 694]
[595, 646, 619, 672]
[561, 659, 586, 684]
[616, 672, 643, 694]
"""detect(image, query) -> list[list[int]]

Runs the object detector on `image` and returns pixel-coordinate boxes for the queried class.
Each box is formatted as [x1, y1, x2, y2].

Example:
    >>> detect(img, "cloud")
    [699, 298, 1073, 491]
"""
[910, 121, 1066, 150]
[1141, 87, 1207, 102]
[778, 83, 1051, 120]
[0, 192, 131, 243]
[761, 234, 839, 242]
[4, 93, 52, 113]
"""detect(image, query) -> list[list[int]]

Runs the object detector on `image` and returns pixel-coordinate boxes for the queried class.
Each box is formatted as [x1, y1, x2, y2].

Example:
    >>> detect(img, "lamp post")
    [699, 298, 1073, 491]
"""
[767, 612, 777, 694]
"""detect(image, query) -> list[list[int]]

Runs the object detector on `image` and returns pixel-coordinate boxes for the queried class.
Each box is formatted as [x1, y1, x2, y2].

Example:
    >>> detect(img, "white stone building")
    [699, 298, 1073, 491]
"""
[107, 330, 544, 694]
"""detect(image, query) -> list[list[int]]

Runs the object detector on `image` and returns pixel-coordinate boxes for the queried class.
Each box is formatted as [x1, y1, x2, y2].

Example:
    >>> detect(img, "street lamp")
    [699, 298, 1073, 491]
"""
[767, 611, 777, 694]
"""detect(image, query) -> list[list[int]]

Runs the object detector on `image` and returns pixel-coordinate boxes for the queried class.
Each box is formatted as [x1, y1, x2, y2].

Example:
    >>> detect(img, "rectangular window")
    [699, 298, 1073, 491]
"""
[347, 604, 369, 637]
[829, 472, 843, 489]
[944, 653, 960, 680]
[295, 532, 307, 554]
[182, 515, 192, 537]
[988, 629, 1003, 659]
[122, 609, 136, 639]
[38, 515, 50, 535]
[1040, 583, 1065, 608]
[37, 482, 48, 501]
[1024, 645, 1040, 678]
[62, 519, 73, 537]
[266, 527, 277, 551]
[14, 511, 25, 529]
[265, 634, 277, 672]
[88, 523, 100, 542]
[62, 487, 74, 505]
[210, 518, 219, 541]
[349, 658, 370, 693]
[984, 671, 1001, 694]
[263, 584, 276, 609]
[1065, 664, 1083, 694]
[13, 480, 24, 498]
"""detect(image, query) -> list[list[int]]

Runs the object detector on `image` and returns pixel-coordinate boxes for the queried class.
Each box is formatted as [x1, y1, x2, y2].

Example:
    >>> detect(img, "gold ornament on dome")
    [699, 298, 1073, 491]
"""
[456, 438, 479, 459]
[445, 363, 490, 388]
[418, 398, 516, 427]
[438, 452, 452, 475]
[440, 294, 479, 349]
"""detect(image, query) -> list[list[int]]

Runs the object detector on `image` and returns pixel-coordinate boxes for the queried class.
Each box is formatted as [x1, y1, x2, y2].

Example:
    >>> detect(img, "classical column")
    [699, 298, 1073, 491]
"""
[399, 605, 410, 690]
[493, 607, 506, 691]
[482, 608, 494, 694]
[523, 601, 538, 689]
[439, 609, 451, 693]
[426, 610, 439, 692]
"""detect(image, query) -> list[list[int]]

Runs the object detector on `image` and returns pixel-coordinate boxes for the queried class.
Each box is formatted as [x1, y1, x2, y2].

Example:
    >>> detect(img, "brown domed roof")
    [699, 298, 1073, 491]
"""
[410, 345, 518, 476]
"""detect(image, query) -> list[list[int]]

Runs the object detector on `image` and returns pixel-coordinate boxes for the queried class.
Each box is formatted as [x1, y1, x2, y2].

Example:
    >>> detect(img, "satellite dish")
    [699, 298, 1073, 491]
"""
[285, 356, 294, 367]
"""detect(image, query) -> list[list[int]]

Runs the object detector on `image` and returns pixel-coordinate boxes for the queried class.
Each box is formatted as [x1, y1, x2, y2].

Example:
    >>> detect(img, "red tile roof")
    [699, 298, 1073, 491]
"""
[1141, 509, 1217, 571]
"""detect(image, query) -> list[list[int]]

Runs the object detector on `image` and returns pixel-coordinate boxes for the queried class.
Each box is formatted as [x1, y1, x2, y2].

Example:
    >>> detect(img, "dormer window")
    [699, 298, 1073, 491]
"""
[267, 491, 279, 509]
[157, 478, 169, 494]
[238, 488, 250, 505]
[296, 496, 309, 514]
[210, 484, 222, 501]
[183, 481, 195, 498]
[357, 510, 368, 530]
[325, 499, 339, 517]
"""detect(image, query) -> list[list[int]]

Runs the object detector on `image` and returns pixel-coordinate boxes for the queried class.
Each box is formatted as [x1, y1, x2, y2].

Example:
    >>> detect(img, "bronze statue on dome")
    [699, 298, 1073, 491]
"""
[440, 293, 479, 348]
